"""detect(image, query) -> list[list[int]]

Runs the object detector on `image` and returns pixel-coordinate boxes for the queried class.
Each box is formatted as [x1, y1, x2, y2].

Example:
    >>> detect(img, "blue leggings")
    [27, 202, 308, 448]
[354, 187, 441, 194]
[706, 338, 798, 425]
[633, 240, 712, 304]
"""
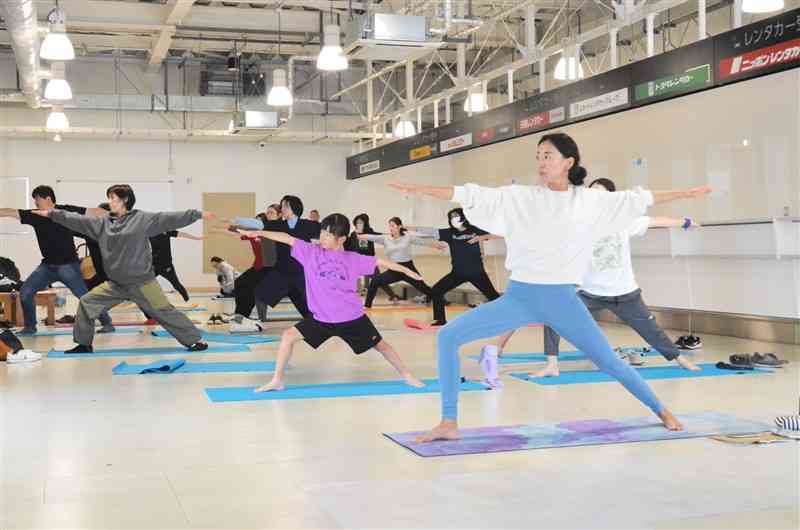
[437, 281, 665, 420]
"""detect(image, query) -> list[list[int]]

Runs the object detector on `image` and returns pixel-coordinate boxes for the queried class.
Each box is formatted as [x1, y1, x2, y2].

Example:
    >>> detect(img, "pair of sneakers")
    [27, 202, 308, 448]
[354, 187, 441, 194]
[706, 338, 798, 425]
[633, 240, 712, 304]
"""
[6, 349, 43, 364]
[615, 347, 646, 366]
[206, 314, 227, 325]
[478, 345, 502, 389]
[675, 335, 702, 350]
[229, 319, 264, 334]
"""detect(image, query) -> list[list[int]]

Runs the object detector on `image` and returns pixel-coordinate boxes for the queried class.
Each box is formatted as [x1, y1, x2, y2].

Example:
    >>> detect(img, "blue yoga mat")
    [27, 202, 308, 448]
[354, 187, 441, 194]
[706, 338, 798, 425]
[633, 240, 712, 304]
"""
[468, 348, 662, 365]
[23, 328, 144, 337]
[113, 359, 275, 375]
[205, 378, 488, 402]
[48, 344, 251, 358]
[150, 330, 280, 345]
[384, 411, 771, 457]
[510, 363, 772, 386]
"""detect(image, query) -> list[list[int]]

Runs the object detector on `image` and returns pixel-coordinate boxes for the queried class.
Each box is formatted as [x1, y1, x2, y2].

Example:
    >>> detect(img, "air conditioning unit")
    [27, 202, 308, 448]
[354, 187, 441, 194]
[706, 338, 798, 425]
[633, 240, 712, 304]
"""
[344, 14, 443, 62]
[229, 110, 280, 134]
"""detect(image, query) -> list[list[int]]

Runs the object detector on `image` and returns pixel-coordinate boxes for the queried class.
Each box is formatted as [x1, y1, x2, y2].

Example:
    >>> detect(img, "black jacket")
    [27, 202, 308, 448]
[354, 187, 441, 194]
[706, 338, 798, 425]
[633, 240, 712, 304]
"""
[261, 218, 321, 276]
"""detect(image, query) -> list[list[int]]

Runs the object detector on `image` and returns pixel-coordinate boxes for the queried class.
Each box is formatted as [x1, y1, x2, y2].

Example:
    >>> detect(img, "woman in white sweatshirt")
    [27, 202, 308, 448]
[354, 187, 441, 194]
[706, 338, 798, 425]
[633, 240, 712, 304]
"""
[390, 132, 712, 443]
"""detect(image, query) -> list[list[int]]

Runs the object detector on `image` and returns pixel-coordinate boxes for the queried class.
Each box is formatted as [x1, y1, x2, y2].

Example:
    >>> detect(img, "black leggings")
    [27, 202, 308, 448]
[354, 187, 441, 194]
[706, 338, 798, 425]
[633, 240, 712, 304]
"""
[156, 265, 189, 302]
[365, 266, 398, 299]
[364, 261, 432, 308]
[234, 267, 270, 317]
[431, 269, 500, 322]
[254, 269, 311, 318]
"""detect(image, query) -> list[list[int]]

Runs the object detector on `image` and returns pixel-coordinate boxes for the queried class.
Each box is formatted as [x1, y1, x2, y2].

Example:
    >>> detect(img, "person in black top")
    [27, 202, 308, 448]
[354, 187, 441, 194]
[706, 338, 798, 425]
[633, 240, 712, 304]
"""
[0, 186, 114, 334]
[409, 208, 501, 326]
[149, 230, 203, 302]
[231, 195, 321, 327]
[344, 213, 399, 301]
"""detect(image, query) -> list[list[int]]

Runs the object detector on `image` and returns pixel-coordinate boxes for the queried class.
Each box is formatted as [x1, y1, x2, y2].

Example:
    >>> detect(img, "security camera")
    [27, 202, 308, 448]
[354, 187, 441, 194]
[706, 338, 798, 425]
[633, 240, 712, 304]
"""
[258, 141, 266, 148]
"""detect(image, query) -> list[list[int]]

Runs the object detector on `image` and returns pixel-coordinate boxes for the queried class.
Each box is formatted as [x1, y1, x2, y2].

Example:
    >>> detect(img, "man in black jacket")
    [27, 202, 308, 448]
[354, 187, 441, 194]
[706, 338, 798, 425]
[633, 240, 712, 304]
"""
[229, 195, 319, 332]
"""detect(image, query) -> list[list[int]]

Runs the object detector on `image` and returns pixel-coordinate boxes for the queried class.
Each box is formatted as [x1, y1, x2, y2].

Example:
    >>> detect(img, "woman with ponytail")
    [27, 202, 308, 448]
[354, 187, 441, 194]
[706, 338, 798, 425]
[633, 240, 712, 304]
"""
[389, 131, 713, 441]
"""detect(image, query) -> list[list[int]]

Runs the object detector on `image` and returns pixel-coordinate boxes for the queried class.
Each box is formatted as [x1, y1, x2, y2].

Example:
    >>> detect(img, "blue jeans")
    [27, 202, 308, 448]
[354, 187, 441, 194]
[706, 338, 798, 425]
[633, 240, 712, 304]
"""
[437, 281, 665, 420]
[20, 262, 112, 330]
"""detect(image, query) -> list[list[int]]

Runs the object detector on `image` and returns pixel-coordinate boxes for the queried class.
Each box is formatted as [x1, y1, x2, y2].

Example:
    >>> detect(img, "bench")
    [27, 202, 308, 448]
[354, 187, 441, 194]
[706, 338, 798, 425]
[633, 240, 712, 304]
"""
[0, 290, 57, 327]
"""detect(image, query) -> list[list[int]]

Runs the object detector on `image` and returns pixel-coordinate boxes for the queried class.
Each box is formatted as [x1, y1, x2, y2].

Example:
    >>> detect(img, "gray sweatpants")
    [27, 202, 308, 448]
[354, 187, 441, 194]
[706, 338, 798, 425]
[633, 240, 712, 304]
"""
[74, 280, 202, 347]
[543, 289, 681, 361]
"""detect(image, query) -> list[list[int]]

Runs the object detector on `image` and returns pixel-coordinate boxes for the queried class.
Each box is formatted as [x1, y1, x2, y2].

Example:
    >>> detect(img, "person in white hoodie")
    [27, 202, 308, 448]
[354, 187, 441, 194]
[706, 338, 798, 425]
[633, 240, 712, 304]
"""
[389, 132, 712, 443]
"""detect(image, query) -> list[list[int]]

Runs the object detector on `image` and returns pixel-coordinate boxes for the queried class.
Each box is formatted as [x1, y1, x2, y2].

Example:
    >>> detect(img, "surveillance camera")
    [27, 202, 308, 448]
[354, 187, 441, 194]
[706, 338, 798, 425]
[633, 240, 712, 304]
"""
[258, 141, 266, 148]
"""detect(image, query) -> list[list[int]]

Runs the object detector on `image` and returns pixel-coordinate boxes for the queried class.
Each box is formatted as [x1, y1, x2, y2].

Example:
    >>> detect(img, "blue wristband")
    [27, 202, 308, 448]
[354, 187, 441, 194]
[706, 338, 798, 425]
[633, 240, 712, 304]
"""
[682, 218, 692, 230]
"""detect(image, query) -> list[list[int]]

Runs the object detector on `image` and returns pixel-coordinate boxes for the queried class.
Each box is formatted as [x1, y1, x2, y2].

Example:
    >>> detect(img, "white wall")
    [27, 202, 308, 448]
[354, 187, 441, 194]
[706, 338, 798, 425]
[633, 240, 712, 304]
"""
[345, 69, 800, 319]
[0, 138, 350, 287]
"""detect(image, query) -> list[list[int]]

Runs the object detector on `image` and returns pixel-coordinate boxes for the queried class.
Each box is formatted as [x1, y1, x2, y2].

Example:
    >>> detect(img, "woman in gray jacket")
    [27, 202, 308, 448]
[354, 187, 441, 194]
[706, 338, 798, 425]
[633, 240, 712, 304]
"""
[36, 184, 214, 353]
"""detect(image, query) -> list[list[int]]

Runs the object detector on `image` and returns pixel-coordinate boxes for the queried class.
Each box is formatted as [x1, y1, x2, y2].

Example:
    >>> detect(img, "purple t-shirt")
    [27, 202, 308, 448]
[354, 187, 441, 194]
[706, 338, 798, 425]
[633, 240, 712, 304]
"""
[291, 239, 377, 323]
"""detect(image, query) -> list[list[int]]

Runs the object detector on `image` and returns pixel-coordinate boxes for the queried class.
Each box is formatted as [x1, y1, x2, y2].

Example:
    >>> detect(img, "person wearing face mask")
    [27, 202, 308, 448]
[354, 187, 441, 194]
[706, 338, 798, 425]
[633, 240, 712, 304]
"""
[485, 177, 701, 377]
[345, 213, 400, 302]
[388, 132, 713, 441]
[407, 209, 501, 326]
[358, 217, 439, 309]
[230, 195, 321, 331]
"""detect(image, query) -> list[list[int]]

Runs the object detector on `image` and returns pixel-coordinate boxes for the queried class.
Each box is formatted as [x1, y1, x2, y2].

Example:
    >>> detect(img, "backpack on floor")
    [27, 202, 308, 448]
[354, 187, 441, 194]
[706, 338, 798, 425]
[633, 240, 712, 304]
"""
[0, 257, 21, 292]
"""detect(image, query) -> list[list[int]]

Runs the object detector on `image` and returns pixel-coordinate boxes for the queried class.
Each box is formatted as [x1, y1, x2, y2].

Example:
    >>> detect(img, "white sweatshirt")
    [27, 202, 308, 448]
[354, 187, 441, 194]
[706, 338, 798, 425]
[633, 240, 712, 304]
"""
[452, 183, 654, 285]
[362, 233, 429, 263]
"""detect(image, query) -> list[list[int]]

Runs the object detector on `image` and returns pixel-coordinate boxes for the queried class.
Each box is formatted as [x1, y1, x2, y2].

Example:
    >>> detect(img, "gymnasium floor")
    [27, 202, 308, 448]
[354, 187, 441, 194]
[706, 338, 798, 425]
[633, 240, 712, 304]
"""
[2, 293, 798, 529]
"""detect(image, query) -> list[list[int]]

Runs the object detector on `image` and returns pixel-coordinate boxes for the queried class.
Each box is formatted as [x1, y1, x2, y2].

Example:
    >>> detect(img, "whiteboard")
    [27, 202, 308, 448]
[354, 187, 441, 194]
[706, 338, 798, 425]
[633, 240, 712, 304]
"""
[55, 179, 174, 212]
[0, 177, 31, 235]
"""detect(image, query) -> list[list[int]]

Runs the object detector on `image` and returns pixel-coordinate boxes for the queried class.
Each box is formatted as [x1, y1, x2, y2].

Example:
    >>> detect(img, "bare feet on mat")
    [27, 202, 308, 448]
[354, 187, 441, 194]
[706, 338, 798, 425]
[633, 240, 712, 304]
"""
[529, 360, 560, 378]
[254, 379, 285, 393]
[403, 374, 425, 388]
[658, 409, 684, 431]
[675, 355, 701, 371]
[415, 420, 460, 443]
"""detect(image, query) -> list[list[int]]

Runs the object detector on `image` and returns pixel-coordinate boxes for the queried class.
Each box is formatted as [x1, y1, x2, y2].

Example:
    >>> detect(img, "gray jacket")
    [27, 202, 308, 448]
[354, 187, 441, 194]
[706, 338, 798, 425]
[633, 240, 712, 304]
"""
[50, 208, 203, 286]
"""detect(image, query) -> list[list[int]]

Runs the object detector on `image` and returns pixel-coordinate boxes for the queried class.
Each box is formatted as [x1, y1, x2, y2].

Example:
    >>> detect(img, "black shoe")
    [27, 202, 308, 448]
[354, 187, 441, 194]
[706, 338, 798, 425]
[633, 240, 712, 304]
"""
[56, 315, 75, 324]
[729, 354, 754, 368]
[716, 361, 754, 371]
[429, 320, 447, 327]
[187, 341, 208, 352]
[65, 344, 93, 354]
[676, 334, 702, 350]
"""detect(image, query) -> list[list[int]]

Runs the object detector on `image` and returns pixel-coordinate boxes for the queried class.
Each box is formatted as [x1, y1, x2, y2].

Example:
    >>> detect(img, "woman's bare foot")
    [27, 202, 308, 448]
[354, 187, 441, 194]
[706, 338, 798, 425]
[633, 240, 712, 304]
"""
[530, 359, 560, 378]
[404, 374, 426, 388]
[254, 380, 285, 393]
[658, 409, 684, 431]
[415, 420, 460, 443]
[675, 356, 701, 371]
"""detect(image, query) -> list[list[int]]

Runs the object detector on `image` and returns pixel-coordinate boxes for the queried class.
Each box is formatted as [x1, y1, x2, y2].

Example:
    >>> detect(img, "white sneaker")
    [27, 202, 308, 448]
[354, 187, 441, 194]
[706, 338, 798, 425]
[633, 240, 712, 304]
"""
[229, 321, 263, 334]
[7, 349, 43, 364]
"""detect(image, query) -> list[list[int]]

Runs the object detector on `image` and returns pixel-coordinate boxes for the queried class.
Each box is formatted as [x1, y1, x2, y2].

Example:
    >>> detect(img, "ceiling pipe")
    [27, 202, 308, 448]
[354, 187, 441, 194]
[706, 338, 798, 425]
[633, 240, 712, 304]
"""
[0, 0, 43, 108]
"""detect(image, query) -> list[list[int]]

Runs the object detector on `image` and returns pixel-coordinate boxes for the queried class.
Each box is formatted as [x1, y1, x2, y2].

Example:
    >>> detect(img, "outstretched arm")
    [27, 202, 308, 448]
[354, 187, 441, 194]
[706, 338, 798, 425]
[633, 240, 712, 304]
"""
[41, 209, 104, 240]
[649, 216, 701, 229]
[0, 208, 20, 220]
[467, 234, 501, 244]
[176, 231, 204, 241]
[237, 229, 295, 247]
[376, 258, 423, 281]
[388, 182, 455, 201]
[652, 185, 712, 205]
[144, 210, 215, 237]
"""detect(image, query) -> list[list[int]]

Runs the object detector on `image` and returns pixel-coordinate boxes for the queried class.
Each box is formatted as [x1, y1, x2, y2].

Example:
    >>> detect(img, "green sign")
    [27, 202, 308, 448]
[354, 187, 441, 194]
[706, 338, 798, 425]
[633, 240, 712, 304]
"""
[635, 65, 711, 101]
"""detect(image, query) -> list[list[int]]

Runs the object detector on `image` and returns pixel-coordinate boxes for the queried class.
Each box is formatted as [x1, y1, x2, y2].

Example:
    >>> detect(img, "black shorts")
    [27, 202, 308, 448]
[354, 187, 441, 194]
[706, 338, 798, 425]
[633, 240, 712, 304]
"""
[295, 314, 382, 354]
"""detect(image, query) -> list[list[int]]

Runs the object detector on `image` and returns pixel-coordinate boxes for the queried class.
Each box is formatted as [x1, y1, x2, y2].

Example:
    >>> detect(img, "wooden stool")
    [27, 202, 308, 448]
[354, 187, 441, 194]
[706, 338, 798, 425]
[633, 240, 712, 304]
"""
[0, 290, 57, 327]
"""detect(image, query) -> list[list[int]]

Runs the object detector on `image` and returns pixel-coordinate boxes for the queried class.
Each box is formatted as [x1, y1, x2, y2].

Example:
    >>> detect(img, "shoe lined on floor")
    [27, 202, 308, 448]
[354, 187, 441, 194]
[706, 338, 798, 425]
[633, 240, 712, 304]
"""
[55, 315, 75, 324]
[774, 415, 800, 431]
[752, 352, 788, 367]
[729, 354, 754, 368]
[65, 344, 93, 354]
[715, 361, 754, 371]
[229, 321, 263, 333]
[187, 342, 208, 352]
[6, 349, 43, 364]
[676, 334, 702, 350]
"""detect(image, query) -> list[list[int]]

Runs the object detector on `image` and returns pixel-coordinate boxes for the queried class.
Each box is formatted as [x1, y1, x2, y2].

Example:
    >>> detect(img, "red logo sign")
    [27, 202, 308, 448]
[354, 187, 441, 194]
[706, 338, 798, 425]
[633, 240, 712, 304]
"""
[720, 37, 800, 78]
[518, 111, 550, 132]
[477, 128, 495, 143]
